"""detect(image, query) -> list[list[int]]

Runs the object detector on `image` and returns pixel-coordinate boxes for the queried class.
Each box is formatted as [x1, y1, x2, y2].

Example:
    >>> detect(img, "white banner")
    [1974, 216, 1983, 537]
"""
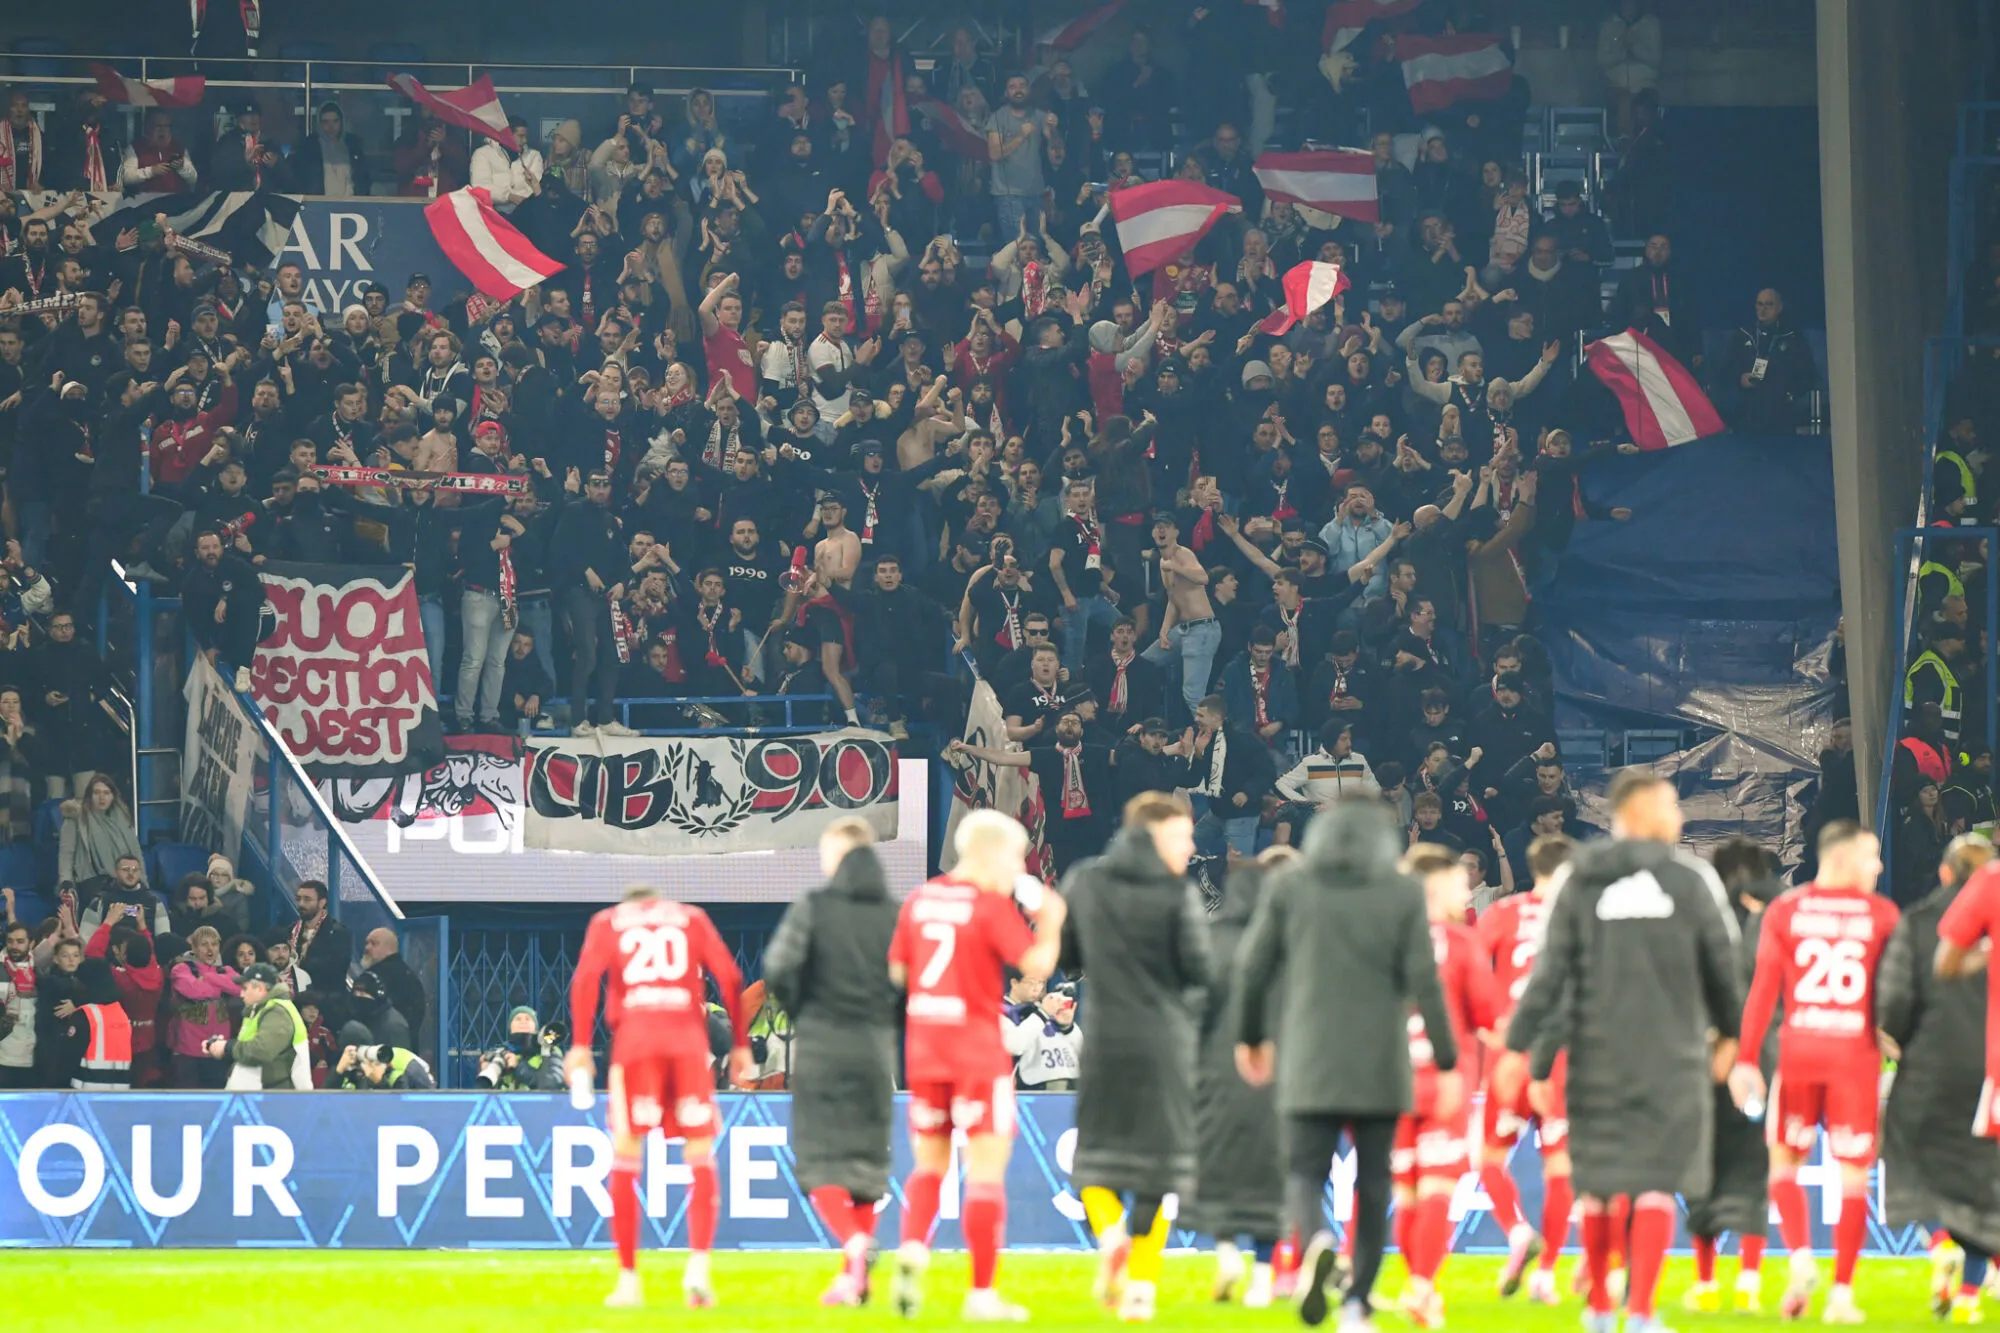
[522, 729, 900, 855]
[180, 656, 263, 855]
[940, 682, 1054, 881]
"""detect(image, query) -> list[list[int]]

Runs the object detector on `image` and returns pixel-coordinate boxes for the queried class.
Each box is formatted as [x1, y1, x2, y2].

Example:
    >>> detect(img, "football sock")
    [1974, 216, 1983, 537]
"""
[810, 1186, 859, 1247]
[1580, 1198, 1614, 1314]
[901, 1169, 942, 1247]
[610, 1154, 642, 1273]
[1769, 1167, 1810, 1254]
[1740, 1233, 1766, 1273]
[1626, 1192, 1675, 1318]
[1479, 1162, 1525, 1234]
[1410, 1191, 1452, 1282]
[1082, 1185, 1126, 1239]
[850, 1195, 879, 1243]
[1833, 1188, 1867, 1286]
[964, 1182, 1006, 1291]
[1609, 1194, 1631, 1267]
[1129, 1196, 1170, 1283]
[1539, 1173, 1573, 1270]
[688, 1159, 719, 1253]
[1694, 1234, 1717, 1284]
[1393, 1200, 1415, 1264]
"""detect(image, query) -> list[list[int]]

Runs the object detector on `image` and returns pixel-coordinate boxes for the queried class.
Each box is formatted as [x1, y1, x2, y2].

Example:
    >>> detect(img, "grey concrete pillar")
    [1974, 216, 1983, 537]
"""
[1818, 0, 1967, 827]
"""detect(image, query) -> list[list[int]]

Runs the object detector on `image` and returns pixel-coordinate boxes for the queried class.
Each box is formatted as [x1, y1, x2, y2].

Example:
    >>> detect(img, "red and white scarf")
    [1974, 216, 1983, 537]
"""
[1056, 741, 1091, 817]
[609, 594, 634, 663]
[699, 601, 728, 667]
[1, 953, 34, 1000]
[1249, 662, 1271, 729]
[1022, 260, 1049, 319]
[993, 587, 1024, 649]
[834, 252, 856, 327]
[1106, 650, 1133, 713]
[0, 119, 42, 193]
[859, 477, 880, 545]
[81, 125, 109, 193]
[1278, 602, 1302, 668]
[1072, 513, 1101, 569]
[497, 545, 518, 629]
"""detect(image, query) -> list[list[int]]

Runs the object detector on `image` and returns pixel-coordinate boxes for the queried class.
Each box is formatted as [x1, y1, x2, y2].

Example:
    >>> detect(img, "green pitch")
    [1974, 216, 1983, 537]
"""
[11, 1251, 1953, 1332]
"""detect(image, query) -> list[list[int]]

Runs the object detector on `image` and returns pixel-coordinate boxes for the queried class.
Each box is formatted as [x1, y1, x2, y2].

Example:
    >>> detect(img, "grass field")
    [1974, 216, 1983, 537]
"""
[10, 1251, 1958, 1332]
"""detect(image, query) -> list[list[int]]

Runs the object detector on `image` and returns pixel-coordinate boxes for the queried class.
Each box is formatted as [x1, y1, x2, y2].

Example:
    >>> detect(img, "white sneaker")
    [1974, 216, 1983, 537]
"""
[1526, 1269, 1559, 1305]
[1782, 1249, 1821, 1321]
[1118, 1279, 1157, 1323]
[604, 1269, 643, 1308]
[571, 720, 596, 736]
[597, 719, 638, 737]
[682, 1250, 714, 1308]
[1245, 1261, 1275, 1309]
[1212, 1240, 1244, 1302]
[891, 1241, 928, 1319]
[961, 1288, 1030, 1322]
[1335, 1298, 1382, 1331]
[1094, 1220, 1132, 1308]
[1499, 1224, 1544, 1297]
[1822, 1283, 1864, 1324]
[233, 665, 252, 693]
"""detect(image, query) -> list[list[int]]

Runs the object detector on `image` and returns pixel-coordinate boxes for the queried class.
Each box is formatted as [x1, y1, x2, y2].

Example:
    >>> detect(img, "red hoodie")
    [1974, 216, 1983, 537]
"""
[150, 382, 239, 488]
[87, 918, 164, 1069]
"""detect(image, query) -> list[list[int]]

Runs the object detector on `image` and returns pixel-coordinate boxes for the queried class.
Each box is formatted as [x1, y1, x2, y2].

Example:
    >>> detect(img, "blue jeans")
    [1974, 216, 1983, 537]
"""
[1142, 617, 1224, 722]
[1194, 796, 1259, 859]
[456, 589, 512, 725]
[418, 593, 447, 697]
[1059, 593, 1119, 674]
[993, 194, 1041, 242]
[518, 593, 555, 693]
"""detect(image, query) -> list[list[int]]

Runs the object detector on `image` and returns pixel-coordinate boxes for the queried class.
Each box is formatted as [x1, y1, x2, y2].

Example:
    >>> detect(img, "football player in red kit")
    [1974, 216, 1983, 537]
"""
[1475, 833, 1579, 1305]
[1731, 821, 1899, 1324]
[1394, 844, 1503, 1329]
[887, 810, 1066, 1322]
[567, 886, 754, 1310]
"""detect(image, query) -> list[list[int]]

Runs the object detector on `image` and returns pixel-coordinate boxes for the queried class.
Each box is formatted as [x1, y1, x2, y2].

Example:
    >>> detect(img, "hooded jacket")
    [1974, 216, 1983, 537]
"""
[1234, 797, 1455, 1115]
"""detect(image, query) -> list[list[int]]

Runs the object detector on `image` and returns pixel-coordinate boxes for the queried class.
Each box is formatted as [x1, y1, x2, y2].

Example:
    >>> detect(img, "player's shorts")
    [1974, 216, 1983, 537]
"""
[1481, 1051, 1569, 1154]
[1767, 1070, 1878, 1164]
[1395, 1068, 1472, 1187]
[906, 1074, 1017, 1139]
[608, 1052, 718, 1141]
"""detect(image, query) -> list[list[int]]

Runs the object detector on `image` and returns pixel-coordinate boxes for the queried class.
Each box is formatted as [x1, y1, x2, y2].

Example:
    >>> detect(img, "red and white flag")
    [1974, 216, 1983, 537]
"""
[1259, 261, 1350, 335]
[91, 63, 206, 110]
[1252, 149, 1378, 222]
[913, 99, 990, 159]
[386, 72, 513, 146]
[1399, 33, 1513, 113]
[423, 187, 565, 300]
[1585, 328, 1724, 451]
[1321, 0, 1425, 51]
[1108, 180, 1237, 278]
[1036, 0, 1128, 51]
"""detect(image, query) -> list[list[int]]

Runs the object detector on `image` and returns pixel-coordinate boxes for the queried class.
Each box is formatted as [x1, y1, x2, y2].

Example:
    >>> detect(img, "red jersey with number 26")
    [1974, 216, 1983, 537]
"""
[1738, 883, 1900, 1081]
[571, 897, 748, 1062]
[891, 875, 1037, 1084]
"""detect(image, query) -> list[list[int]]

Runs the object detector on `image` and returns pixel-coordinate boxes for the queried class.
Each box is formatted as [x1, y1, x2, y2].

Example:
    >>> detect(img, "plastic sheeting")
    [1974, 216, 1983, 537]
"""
[1538, 434, 1841, 864]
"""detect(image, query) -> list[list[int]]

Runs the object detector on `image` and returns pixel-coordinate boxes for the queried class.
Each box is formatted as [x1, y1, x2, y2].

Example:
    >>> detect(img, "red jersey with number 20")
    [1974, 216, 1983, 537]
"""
[571, 896, 748, 1061]
[1738, 883, 1900, 1081]
[891, 875, 1037, 1084]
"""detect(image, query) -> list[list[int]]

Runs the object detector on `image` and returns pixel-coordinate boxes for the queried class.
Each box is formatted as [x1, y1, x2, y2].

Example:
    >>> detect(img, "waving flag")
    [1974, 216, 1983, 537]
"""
[1036, 0, 1129, 51]
[386, 72, 512, 146]
[91, 188, 297, 267]
[913, 99, 990, 159]
[91, 63, 206, 110]
[424, 187, 565, 299]
[1322, 0, 1426, 52]
[1585, 329, 1724, 451]
[1252, 149, 1378, 222]
[1259, 261, 1350, 335]
[1399, 33, 1513, 112]
[1108, 180, 1237, 278]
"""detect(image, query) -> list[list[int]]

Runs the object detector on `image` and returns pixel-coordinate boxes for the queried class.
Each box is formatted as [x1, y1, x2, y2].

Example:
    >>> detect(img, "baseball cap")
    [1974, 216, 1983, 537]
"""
[855, 439, 884, 458]
[1139, 717, 1171, 738]
[240, 962, 279, 986]
[1300, 537, 1331, 559]
[406, 271, 433, 288]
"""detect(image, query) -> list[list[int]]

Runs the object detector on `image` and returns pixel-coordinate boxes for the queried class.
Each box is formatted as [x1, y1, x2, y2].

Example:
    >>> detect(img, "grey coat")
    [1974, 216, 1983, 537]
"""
[1683, 894, 1773, 1239]
[1059, 829, 1214, 1199]
[761, 847, 902, 1198]
[1505, 838, 1742, 1199]
[1236, 799, 1457, 1116]
[1188, 861, 1286, 1240]
[1878, 880, 2000, 1251]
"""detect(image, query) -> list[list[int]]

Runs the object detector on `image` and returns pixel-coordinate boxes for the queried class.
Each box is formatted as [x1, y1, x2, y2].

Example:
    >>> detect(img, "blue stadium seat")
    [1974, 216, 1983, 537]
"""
[1556, 728, 1610, 772]
[1621, 729, 1685, 767]
[0, 847, 39, 916]
[150, 841, 213, 896]
[31, 798, 63, 888]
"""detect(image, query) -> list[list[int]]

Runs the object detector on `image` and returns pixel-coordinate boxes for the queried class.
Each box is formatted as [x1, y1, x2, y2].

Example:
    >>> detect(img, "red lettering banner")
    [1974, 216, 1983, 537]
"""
[250, 562, 446, 778]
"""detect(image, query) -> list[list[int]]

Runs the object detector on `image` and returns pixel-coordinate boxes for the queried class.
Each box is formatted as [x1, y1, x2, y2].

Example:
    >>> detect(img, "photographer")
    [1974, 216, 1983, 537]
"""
[333, 1039, 437, 1090]
[1004, 980, 1083, 1090]
[201, 962, 310, 1090]
[474, 1005, 566, 1091]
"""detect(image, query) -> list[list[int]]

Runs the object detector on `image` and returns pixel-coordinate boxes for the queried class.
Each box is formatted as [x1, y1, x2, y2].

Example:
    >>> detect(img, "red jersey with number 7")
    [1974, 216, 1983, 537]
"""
[571, 896, 748, 1061]
[890, 875, 1037, 1084]
[1738, 883, 1900, 1081]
